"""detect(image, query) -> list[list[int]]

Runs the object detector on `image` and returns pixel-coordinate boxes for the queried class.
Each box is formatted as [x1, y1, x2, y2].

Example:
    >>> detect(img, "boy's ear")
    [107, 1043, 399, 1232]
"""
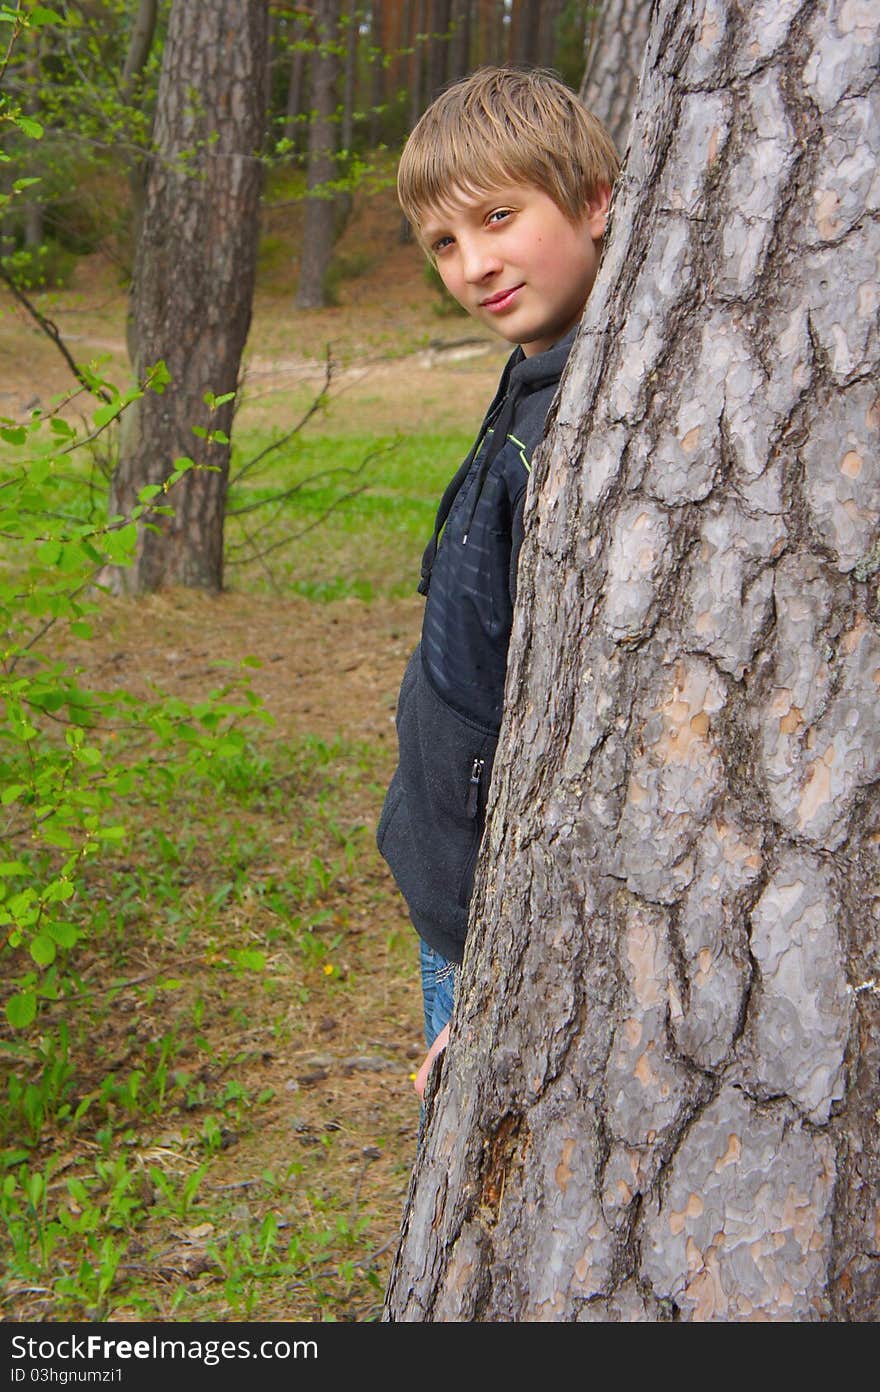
[585, 183, 612, 241]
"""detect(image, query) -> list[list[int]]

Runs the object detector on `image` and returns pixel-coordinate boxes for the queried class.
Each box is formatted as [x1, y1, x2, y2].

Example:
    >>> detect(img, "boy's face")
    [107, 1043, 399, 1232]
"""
[419, 181, 611, 357]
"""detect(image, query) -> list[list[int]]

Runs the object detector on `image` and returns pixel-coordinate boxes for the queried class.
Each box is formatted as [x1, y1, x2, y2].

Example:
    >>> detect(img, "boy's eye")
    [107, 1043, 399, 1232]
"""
[432, 234, 454, 253]
[487, 208, 513, 226]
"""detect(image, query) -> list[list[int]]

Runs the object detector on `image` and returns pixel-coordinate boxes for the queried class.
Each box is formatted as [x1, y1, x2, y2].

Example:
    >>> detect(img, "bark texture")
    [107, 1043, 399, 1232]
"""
[385, 0, 880, 1322]
[111, 0, 268, 592]
[294, 0, 341, 309]
[580, 0, 653, 155]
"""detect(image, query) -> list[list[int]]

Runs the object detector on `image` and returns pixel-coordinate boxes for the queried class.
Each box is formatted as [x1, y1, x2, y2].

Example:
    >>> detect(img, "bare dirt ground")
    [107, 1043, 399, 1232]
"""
[0, 183, 509, 1320]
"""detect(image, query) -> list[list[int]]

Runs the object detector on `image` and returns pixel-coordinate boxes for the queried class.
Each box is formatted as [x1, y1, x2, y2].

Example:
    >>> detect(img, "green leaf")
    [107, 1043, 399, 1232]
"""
[17, 117, 43, 139]
[0, 861, 29, 877]
[45, 921, 78, 948]
[96, 825, 125, 842]
[43, 877, 74, 903]
[93, 399, 122, 428]
[229, 949, 266, 972]
[29, 935, 56, 967]
[6, 993, 37, 1030]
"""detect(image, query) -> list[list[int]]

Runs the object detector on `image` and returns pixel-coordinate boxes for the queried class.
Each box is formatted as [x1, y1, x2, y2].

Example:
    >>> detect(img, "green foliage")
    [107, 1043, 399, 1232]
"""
[1, 232, 76, 287]
[0, 3, 166, 277]
[0, 361, 271, 1036]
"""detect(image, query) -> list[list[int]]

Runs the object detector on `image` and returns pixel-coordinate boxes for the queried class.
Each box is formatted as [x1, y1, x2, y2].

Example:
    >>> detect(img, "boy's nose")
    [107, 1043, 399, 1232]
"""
[460, 236, 500, 284]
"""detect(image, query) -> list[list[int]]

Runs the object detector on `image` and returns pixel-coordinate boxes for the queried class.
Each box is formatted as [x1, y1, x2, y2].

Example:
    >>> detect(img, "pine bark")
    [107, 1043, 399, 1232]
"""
[385, 0, 880, 1322]
[580, 0, 653, 156]
[110, 0, 268, 593]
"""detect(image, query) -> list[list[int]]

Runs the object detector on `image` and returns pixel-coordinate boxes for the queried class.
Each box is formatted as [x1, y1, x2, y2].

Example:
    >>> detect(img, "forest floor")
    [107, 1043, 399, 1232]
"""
[0, 178, 511, 1321]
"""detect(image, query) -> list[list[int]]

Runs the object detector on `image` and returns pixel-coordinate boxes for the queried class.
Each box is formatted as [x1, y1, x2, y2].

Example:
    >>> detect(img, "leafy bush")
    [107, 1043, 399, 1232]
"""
[1, 234, 77, 288]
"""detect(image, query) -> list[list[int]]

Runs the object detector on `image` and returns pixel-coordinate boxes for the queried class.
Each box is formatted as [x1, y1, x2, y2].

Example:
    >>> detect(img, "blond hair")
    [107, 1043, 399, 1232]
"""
[398, 66, 620, 238]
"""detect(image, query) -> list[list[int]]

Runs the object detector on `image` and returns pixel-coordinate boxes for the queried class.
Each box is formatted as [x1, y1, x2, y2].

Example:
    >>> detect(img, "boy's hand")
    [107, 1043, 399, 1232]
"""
[414, 1023, 450, 1100]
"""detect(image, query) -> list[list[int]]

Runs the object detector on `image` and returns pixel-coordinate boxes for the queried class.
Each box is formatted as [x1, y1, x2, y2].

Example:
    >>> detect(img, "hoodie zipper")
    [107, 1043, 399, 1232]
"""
[465, 758, 484, 818]
[458, 757, 486, 908]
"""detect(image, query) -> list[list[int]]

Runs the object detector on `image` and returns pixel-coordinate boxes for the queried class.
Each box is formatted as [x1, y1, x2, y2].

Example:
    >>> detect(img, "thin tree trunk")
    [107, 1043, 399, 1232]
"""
[385, 0, 880, 1321]
[341, 0, 359, 152]
[408, 0, 428, 124]
[283, 13, 309, 152]
[448, 0, 471, 83]
[294, 0, 341, 309]
[536, 0, 563, 70]
[22, 21, 44, 250]
[121, 0, 159, 360]
[110, 0, 269, 593]
[507, 0, 542, 67]
[579, 0, 652, 155]
[426, 0, 451, 101]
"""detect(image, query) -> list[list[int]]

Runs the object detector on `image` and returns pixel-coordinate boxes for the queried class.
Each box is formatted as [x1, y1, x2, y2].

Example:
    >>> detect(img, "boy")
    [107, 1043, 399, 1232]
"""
[376, 66, 619, 1100]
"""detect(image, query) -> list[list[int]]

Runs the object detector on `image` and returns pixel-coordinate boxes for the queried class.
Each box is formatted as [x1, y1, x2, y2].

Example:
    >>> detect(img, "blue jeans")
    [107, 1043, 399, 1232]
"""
[420, 939, 457, 1047]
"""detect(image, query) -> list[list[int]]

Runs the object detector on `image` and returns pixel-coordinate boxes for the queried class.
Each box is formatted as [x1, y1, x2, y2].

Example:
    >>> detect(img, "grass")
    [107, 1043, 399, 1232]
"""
[225, 428, 471, 599]
[0, 727, 417, 1321]
[0, 410, 469, 1319]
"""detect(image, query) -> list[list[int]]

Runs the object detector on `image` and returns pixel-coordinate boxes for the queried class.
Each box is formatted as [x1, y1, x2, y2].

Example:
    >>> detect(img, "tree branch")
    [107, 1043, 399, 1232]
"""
[0, 263, 112, 402]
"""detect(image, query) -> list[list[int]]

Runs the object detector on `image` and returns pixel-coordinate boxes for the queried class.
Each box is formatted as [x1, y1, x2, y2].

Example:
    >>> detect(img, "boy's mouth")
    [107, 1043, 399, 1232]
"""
[480, 284, 524, 312]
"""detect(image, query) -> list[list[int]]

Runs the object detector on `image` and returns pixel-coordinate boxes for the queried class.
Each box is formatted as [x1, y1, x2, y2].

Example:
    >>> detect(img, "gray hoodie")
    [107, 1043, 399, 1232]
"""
[377, 329, 575, 963]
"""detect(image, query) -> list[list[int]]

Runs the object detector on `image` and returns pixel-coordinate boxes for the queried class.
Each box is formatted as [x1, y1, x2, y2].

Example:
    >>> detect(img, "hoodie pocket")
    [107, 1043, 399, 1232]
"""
[376, 769, 404, 855]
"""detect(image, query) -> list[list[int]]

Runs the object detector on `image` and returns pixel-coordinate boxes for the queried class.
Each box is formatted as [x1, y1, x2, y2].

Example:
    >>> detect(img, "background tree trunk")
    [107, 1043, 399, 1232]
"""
[426, 0, 452, 102]
[385, 0, 880, 1321]
[579, 0, 653, 156]
[283, 12, 310, 153]
[110, 0, 269, 593]
[447, 0, 471, 84]
[294, 0, 341, 309]
[121, 0, 159, 260]
[507, 0, 542, 67]
[475, 0, 503, 67]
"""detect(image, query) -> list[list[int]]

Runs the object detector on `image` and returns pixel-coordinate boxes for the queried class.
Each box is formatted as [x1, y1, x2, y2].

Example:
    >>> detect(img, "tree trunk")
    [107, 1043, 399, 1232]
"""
[475, 0, 503, 67]
[283, 12, 310, 152]
[536, 0, 564, 71]
[507, 0, 542, 67]
[406, 0, 429, 124]
[385, 0, 880, 1322]
[448, 0, 471, 84]
[579, 0, 652, 156]
[121, 0, 160, 359]
[294, 0, 341, 309]
[426, 0, 452, 102]
[341, 0, 360, 153]
[110, 0, 269, 593]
